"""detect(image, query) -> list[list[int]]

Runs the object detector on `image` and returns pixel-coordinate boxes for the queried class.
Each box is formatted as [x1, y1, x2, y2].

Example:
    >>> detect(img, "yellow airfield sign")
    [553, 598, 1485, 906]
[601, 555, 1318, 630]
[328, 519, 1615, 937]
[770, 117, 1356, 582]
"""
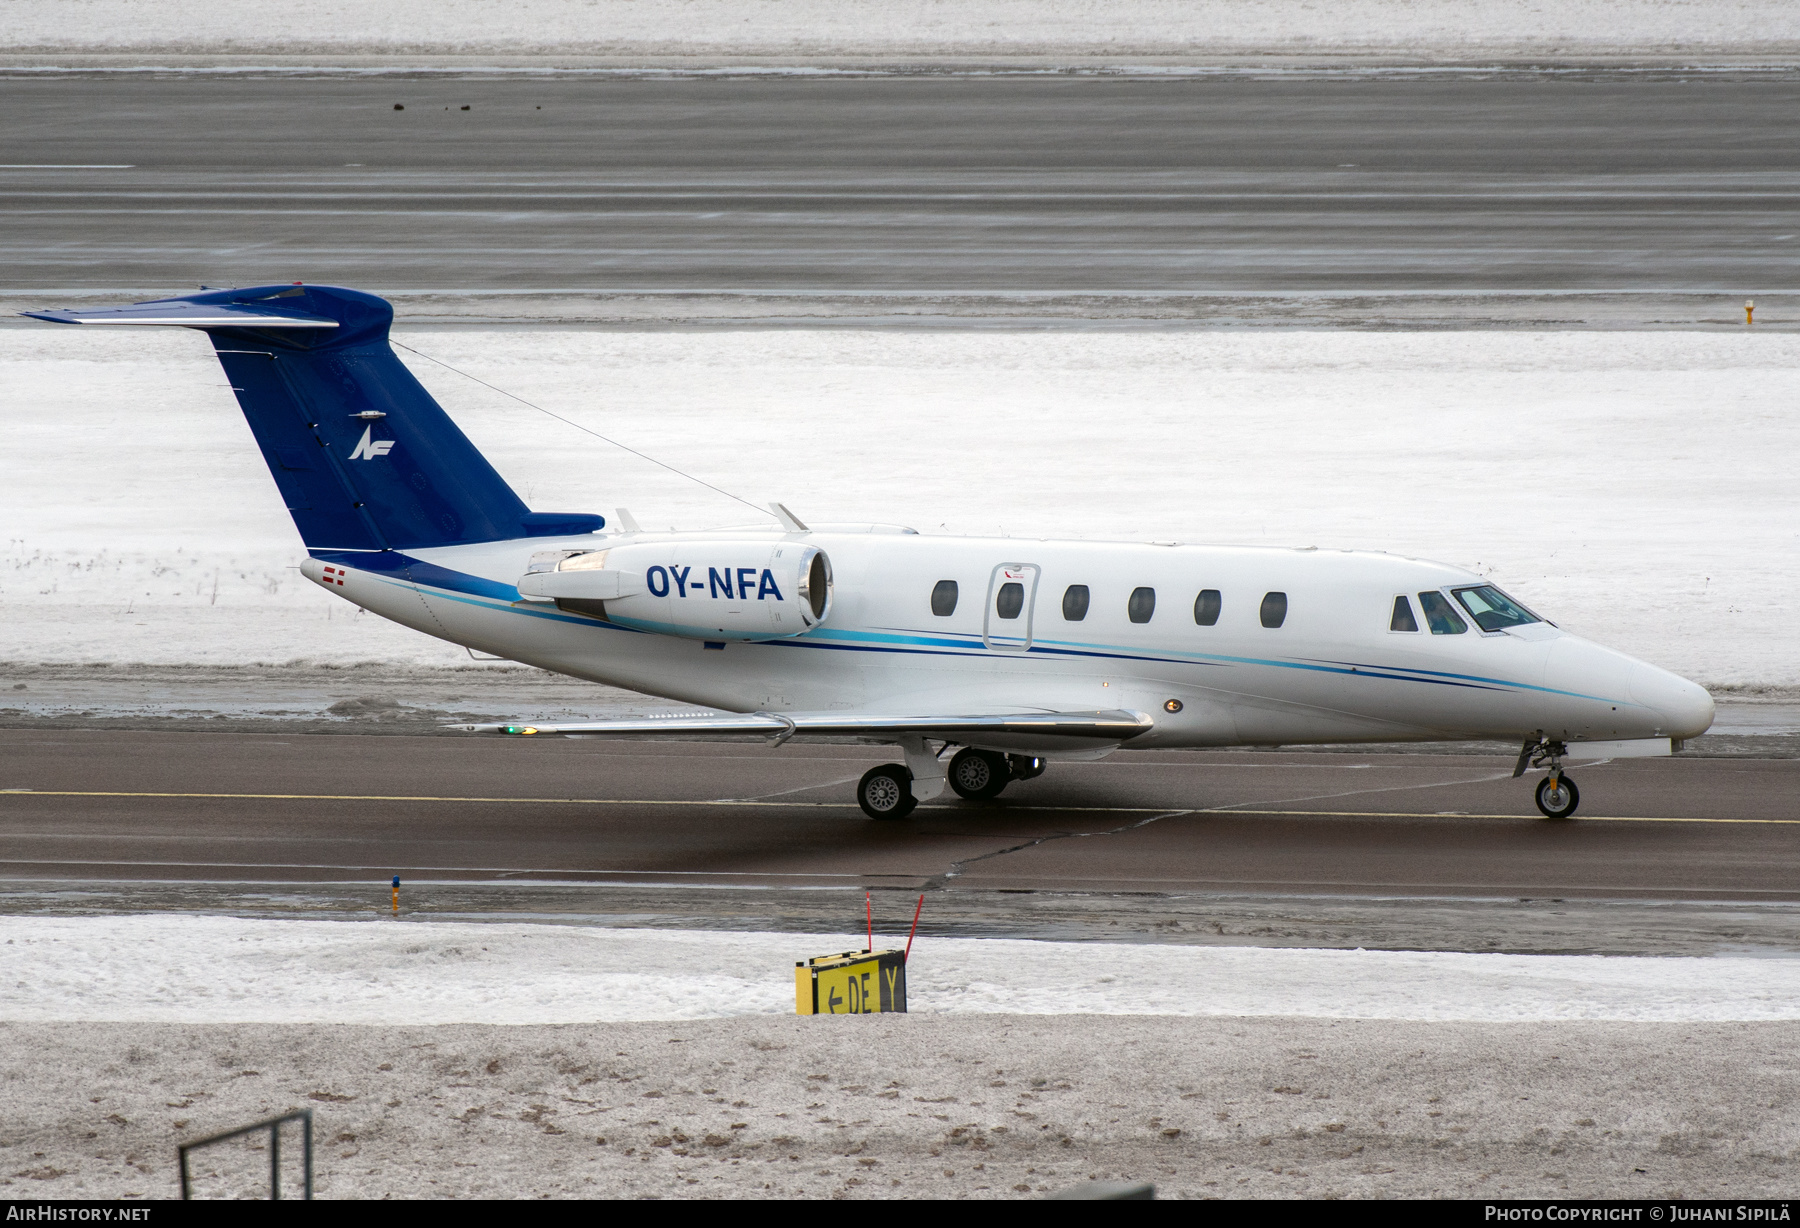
[796, 949, 908, 1015]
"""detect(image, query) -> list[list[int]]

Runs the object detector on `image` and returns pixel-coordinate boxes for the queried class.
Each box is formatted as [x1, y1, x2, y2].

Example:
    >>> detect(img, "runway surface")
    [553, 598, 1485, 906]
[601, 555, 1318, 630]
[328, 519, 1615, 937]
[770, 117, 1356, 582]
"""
[3, 730, 1797, 902]
[5, 74, 1800, 298]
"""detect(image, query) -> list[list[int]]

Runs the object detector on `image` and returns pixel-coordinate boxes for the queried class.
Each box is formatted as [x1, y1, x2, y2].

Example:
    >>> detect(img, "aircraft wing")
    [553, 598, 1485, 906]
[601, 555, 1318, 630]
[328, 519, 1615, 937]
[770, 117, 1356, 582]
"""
[451, 708, 1154, 744]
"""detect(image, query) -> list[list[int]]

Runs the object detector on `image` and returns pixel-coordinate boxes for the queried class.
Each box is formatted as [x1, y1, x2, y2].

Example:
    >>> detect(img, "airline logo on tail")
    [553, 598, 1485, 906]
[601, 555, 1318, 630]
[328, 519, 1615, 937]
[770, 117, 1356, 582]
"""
[349, 426, 396, 460]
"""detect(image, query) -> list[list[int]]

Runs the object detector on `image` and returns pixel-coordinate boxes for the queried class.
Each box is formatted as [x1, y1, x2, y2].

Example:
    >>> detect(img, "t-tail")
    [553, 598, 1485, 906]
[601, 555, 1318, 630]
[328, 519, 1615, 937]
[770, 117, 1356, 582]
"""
[24, 284, 602, 552]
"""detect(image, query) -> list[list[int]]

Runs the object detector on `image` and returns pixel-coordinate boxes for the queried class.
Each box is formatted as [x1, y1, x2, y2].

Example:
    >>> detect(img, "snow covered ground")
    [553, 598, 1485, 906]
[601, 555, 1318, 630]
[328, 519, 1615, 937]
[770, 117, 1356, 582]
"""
[10, 912, 1798, 1197]
[7, 914, 1800, 1024]
[15, 1013, 1798, 1199]
[3, 326, 1794, 687]
[6, 0, 1798, 62]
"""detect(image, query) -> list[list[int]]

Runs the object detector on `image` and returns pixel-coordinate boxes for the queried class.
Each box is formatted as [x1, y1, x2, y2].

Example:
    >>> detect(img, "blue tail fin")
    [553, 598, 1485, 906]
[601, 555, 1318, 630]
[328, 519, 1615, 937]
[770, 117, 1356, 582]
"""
[25, 284, 602, 552]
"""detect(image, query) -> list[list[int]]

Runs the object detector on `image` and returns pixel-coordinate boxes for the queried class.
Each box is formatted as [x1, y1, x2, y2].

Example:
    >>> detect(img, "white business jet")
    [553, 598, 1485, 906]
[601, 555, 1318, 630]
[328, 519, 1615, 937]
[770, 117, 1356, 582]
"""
[26, 285, 1715, 820]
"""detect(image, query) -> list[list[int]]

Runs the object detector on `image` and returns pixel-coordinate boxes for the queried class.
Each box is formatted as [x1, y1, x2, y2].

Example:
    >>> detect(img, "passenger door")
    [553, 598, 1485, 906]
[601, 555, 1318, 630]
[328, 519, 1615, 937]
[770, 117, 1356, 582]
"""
[982, 563, 1041, 653]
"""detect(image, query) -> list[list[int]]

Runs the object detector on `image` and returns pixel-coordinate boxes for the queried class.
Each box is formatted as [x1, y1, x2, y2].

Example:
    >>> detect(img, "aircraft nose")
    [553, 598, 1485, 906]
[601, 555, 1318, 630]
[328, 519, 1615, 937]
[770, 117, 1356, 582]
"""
[1629, 661, 1715, 740]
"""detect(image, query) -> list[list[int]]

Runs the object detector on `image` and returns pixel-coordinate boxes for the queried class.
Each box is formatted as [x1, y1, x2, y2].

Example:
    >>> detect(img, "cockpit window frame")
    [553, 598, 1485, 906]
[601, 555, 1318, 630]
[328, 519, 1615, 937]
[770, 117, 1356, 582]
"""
[1417, 590, 1469, 636]
[1389, 594, 1420, 633]
[1451, 584, 1542, 634]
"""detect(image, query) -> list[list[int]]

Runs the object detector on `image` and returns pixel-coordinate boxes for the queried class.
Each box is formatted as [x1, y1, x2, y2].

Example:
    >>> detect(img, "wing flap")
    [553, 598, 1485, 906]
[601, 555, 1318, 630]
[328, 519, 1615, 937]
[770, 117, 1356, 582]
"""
[451, 709, 1155, 742]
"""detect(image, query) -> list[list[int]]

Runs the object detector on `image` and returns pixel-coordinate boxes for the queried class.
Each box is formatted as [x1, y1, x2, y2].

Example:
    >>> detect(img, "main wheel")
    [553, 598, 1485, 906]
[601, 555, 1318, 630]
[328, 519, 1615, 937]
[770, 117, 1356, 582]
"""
[1008, 755, 1046, 780]
[1535, 775, 1580, 819]
[948, 748, 1009, 800]
[858, 763, 917, 820]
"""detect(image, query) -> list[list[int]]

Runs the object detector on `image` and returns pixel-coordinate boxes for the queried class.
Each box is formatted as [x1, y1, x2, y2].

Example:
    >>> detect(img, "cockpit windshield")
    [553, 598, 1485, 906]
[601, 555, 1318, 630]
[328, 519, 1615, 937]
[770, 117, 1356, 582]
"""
[1451, 585, 1540, 631]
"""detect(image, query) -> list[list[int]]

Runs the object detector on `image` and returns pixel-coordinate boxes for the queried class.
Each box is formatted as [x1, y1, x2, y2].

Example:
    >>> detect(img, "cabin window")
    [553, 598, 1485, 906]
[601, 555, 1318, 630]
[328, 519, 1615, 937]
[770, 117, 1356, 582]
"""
[1390, 595, 1419, 632]
[1128, 587, 1156, 624]
[1418, 591, 1468, 635]
[1062, 584, 1090, 621]
[930, 580, 958, 617]
[1193, 589, 1221, 626]
[1260, 591, 1288, 628]
[995, 581, 1025, 620]
[1453, 584, 1540, 631]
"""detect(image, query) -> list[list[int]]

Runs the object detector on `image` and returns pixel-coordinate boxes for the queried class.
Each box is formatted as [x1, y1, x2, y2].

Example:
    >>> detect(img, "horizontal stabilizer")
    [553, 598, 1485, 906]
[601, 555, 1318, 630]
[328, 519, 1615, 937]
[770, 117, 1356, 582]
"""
[452, 709, 1155, 743]
[23, 299, 337, 329]
[23, 283, 604, 552]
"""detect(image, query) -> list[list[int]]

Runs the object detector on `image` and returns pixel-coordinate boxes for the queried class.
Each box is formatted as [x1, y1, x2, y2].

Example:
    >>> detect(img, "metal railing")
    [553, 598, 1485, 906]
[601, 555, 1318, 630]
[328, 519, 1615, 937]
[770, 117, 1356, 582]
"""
[178, 1108, 313, 1200]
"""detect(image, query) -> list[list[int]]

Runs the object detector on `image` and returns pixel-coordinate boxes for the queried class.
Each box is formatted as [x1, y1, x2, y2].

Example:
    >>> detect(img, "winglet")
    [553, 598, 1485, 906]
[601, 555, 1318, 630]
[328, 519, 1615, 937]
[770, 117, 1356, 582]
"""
[614, 507, 644, 534]
[770, 502, 810, 533]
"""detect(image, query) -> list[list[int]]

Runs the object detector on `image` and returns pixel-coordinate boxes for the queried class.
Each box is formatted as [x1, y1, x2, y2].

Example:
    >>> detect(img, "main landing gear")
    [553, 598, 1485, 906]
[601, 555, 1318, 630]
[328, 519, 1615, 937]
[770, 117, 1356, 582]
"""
[1515, 735, 1580, 819]
[857, 763, 917, 820]
[947, 748, 1044, 801]
[856, 749, 1048, 819]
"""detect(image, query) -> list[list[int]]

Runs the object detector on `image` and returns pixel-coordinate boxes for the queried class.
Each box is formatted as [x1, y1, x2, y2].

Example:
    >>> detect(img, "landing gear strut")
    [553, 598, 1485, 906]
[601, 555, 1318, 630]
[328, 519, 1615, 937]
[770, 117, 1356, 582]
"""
[1515, 735, 1579, 819]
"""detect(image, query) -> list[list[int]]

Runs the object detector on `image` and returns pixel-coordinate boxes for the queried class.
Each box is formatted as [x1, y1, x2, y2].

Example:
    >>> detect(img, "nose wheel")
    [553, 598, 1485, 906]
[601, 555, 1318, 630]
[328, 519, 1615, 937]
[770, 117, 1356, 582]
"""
[1516, 734, 1581, 819]
[1535, 774, 1580, 819]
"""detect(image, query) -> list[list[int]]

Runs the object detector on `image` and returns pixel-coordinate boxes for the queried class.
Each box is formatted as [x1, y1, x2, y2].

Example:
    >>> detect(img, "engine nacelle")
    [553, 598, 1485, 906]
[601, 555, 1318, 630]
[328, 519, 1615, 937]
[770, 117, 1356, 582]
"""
[518, 540, 832, 641]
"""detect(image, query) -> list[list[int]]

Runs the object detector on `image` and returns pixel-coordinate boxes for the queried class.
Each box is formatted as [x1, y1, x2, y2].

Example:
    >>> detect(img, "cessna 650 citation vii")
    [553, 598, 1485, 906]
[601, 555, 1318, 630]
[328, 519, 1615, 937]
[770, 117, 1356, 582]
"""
[28, 284, 1715, 819]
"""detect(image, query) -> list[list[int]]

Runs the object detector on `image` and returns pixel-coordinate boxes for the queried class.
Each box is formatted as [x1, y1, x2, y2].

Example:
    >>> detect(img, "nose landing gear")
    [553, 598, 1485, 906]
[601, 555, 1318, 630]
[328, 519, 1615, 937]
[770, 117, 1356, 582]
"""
[1515, 735, 1580, 819]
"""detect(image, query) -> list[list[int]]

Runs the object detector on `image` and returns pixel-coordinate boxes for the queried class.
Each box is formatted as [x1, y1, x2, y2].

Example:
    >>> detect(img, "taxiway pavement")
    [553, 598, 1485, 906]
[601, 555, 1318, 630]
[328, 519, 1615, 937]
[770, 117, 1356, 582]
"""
[3, 730, 1795, 905]
[4, 73, 1799, 317]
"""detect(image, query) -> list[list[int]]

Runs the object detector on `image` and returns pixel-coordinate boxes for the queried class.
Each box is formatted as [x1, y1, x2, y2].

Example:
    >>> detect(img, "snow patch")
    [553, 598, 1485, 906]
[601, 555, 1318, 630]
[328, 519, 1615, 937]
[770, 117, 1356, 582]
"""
[6, 1, 1799, 59]
[6, 914, 1800, 1024]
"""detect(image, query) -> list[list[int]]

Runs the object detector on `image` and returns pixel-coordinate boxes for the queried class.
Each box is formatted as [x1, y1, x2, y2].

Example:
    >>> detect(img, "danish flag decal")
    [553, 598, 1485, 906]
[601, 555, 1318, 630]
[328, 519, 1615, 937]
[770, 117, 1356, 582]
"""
[321, 565, 348, 587]
[349, 425, 395, 460]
